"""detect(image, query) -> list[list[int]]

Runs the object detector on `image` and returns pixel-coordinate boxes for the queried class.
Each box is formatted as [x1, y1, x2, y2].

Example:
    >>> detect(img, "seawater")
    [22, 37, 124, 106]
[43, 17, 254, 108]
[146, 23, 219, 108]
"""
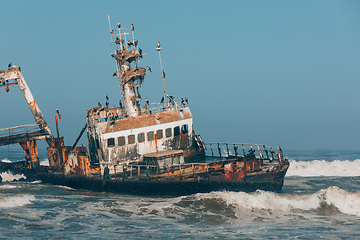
[0, 148, 360, 239]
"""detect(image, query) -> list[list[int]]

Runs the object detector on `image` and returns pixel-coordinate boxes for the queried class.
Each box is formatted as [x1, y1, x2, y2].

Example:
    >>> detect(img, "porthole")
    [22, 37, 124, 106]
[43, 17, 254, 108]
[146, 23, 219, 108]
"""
[156, 129, 163, 139]
[147, 131, 155, 141]
[138, 133, 145, 143]
[128, 135, 135, 144]
[107, 138, 115, 147]
[165, 128, 172, 138]
[118, 136, 126, 146]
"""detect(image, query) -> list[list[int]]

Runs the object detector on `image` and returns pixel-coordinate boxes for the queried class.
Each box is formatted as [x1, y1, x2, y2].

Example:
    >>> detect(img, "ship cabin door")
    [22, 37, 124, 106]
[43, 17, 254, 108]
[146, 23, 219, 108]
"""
[180, 124, 189, 149]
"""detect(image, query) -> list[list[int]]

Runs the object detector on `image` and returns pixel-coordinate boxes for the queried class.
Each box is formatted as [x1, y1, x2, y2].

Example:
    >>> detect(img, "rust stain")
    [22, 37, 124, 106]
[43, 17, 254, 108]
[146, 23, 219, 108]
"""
[99, 109, 192, 133]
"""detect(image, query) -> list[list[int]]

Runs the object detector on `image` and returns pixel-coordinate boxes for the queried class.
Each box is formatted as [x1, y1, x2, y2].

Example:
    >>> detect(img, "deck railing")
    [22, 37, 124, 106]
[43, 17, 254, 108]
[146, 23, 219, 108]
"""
[100, 162, 210, 180]
[142, 101, 184, 115]
[204, 142, 279, 161]
[0, 123, 41, 138]
[96, 101, 185, 123]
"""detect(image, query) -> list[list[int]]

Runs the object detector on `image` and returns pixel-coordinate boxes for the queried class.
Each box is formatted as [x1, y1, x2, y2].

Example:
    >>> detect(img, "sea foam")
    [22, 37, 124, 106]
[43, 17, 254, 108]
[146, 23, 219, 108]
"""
[287, 159, 360, 177]
[0, 171, 26, 182]
[0, 195, 35, 208]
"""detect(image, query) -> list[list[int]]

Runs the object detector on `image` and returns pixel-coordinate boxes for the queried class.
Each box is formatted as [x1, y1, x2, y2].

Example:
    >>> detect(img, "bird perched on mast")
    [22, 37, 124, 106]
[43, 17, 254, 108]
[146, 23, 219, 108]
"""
[115, 37, 121, 45]
[127, 40, 133, 47]
[146, 66, 152, 72]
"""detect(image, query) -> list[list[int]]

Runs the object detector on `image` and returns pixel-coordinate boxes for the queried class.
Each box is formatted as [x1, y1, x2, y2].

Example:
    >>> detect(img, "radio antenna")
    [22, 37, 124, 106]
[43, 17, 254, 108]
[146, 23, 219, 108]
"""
[108, 15, 114, 44]
[156, 41, 167, 106]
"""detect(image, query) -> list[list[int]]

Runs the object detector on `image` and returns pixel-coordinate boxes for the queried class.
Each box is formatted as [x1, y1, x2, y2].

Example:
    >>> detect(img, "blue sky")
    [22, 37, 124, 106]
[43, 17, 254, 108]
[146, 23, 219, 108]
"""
[1, 0, 360, 150]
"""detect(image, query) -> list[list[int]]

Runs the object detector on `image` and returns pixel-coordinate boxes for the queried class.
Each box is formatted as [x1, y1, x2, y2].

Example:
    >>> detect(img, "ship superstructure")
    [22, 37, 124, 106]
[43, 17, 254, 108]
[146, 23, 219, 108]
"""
[86, 22, 205, 171]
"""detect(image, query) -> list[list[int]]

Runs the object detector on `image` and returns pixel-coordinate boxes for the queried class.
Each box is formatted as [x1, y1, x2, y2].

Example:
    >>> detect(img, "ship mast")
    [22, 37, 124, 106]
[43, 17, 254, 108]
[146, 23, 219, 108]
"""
[108, 18, 146, 118]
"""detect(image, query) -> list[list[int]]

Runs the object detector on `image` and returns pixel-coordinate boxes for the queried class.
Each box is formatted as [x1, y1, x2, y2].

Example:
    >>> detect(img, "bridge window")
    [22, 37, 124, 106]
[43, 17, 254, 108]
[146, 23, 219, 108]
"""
[96, 139, 100, 149]
[181, 124, 188, 134]
[165, 128, 172, 138]
[174, 126, 180, 136]
[138, 133, 145, 143]
[147, 131, 154, 141]
[107, 138, 115, 147]
[128, 134, 135, 144]
[118, 136, 126, 146]
[156, 129, 163, 139]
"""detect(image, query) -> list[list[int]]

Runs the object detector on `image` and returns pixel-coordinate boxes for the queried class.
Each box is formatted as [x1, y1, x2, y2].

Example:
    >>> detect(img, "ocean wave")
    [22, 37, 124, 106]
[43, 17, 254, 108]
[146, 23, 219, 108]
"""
[0, 194, 35, 208]
[287, 159, 360, 177]
[0, 185, 17, 189]
[40, 158, 49, 166]
[0, 171, 26, 182]
[210, 186, 360, 217]
[1, 158, 12, 163]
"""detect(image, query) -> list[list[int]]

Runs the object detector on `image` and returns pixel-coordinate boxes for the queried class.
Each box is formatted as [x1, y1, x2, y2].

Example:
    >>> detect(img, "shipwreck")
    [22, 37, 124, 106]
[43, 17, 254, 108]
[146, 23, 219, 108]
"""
[0, 20, 289, 196]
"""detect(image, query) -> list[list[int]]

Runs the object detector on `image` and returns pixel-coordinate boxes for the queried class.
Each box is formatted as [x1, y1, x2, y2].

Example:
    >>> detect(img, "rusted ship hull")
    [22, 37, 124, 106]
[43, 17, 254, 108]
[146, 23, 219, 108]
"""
[37, 163, 289, 196]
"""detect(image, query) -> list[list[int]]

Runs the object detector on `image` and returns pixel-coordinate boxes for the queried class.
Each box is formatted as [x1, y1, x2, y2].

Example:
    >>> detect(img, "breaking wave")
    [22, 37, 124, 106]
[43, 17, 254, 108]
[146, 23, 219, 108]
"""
[0, 195, 35, 208]
[208, 186, 360, 217]
[40, 158, 49, 166]
[1, 158, 12, 163]
[0, 171, 26, 182]
[287, 159, 360, 177]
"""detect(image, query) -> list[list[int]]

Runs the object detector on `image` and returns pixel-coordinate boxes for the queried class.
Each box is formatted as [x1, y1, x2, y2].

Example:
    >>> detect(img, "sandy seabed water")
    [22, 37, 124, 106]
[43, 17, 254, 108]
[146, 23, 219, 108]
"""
[0, 148, 360, 239]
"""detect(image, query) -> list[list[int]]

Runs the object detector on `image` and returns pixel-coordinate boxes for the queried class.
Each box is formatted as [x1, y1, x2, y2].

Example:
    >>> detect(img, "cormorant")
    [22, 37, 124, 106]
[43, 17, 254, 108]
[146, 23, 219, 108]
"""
[131, 24, 134, 31]
[138, 48, 142, 55]
[98, 102, 102, 107]
[113, 72, 117, 76]
[105, 94, 109, 101]
[8, 62, 12, 68]
[146, 98, 149, 105]
[134, 40, 138, 47]
[160, 97, 164, 103]
[146, 66, 152, 72]
[127, 40, 133, 46]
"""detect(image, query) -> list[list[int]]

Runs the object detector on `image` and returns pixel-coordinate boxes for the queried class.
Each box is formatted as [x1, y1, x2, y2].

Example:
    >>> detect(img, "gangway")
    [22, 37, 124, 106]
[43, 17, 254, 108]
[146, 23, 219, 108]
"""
[0, 124, 50, 146]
